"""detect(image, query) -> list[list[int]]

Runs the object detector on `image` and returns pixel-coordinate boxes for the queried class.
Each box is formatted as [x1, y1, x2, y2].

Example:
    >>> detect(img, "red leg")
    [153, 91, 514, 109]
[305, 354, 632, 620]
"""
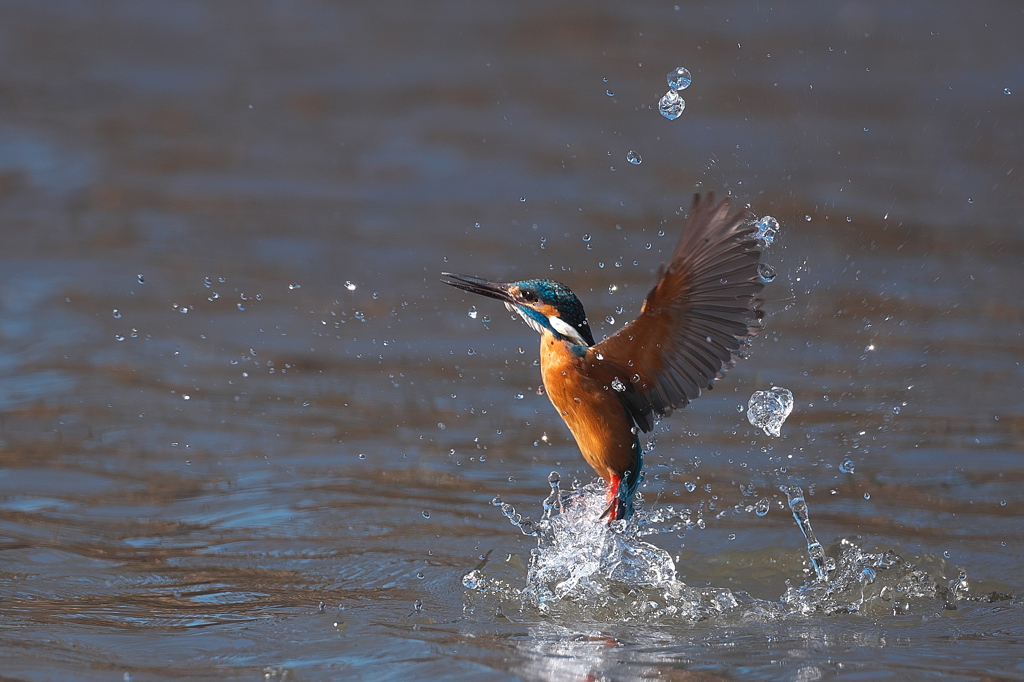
[604, 474, 622, 522]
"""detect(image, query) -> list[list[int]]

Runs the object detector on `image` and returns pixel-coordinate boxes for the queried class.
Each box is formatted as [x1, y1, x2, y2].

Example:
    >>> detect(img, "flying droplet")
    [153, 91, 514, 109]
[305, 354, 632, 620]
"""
[468, 305, 478, 319]
[747, 386, 794, 437]
[137, 274, 145, 284]
[840, 459, 855, 473]
[667, 66, 692, 90]
[288, 283, 301, 290]
[659, 89, 685, 120]
[345, 281, 356, 291]
[611, 377, 626, 392]
[112, 309, 121, 319]
[758, 263, 777, 282]
[626, 150, 642, 165]
[753, 215, 779, 247]
[605, 315, 615, 324]
[421, 510, 430, 519]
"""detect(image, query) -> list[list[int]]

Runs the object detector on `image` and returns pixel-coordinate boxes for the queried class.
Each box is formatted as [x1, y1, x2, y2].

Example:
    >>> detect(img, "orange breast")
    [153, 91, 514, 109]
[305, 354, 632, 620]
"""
[539, 335, 638, 481]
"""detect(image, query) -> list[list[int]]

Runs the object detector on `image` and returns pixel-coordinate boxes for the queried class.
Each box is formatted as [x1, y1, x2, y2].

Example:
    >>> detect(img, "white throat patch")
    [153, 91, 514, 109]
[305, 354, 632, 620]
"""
[549, 315, 589, 346]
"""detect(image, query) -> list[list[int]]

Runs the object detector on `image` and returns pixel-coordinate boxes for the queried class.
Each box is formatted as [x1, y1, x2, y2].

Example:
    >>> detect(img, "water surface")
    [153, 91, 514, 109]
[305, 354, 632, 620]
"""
[0, 1, 1022, 679]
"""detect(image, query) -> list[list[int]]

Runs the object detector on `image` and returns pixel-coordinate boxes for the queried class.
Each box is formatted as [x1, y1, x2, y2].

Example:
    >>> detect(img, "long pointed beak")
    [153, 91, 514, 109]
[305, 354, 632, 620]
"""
[440, 273, 513, 303]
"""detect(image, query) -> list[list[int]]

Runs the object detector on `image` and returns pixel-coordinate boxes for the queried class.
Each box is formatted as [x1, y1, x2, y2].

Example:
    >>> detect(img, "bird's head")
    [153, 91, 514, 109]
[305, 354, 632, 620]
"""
[441, 273, 595, 347]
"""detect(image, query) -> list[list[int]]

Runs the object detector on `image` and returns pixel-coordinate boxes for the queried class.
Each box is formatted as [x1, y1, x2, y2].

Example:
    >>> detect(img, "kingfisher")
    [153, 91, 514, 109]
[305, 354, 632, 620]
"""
[442, 193, 764, 521]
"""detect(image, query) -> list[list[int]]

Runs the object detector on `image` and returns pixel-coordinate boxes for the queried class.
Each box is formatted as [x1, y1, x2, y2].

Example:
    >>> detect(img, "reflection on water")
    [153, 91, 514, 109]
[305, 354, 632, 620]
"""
[1, 0, 1022, 679]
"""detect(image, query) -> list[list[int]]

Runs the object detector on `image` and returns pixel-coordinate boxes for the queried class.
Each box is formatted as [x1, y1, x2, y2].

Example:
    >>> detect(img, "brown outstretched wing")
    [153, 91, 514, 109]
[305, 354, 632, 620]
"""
[584, 193, 764, 432]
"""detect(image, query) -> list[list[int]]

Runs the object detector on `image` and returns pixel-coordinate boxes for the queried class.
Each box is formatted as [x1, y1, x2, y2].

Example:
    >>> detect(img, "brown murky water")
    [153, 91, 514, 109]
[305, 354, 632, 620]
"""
[1, 1, 1022, 680]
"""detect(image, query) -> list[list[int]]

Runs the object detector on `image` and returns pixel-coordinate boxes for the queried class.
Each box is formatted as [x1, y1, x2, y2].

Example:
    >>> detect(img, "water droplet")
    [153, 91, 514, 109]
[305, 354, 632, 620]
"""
[658, 89, 685, 120]
[605, 315, 615, 324]
[758, 263, 777, 282]
[684, 481, 696, 492]
[358, 453, 366, 459]
[345, 281, 357, 291]
[840, 459, 855, 473]
[136, 274, 145, 284]
[112, 309, 121, 319]
[1004, 88, 1012, 95]
[288, 283, 301, 290]
[605, 89, 614, 97]
[892, 405, 901, 414]
[747, 386, 794, 437]
[114, 334, 125, 341]
[204, 277, 213, 288]
[608, 284, 618, 293]
[416, 572, 425, 579]
[421, 510, 430, 519]
[755, 498, 770, 516]
[667, 66, 692, 90]
[514, 393, 524, 400]
[804, 214, 812, 221]
[967, 197, 974, 204]
[727, 533, 736, 541]
[753, 215, 779, 247]
[519, 196, 526, 202]
[582, 233, 591, 242]
[611, 377, 626, 392]
[468, 305, 478, 319]
[626, 150, 642, 165]
[863, 492, 871, 500]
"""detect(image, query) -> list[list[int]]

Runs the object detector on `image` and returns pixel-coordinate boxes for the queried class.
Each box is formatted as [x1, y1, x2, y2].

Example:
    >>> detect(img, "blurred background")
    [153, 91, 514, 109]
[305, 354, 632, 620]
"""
[0, 1, 1021, 679]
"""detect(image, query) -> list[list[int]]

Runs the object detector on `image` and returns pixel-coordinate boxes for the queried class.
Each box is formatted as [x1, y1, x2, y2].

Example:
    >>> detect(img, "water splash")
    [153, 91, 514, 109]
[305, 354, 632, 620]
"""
[747, 386, 794, 437]
[464, 475, 974, 624]
[781, 485, 833, 582]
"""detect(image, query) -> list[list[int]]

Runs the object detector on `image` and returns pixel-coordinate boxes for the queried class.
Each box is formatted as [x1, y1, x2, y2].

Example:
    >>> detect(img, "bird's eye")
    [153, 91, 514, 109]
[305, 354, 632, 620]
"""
[521, 290, 538, 303]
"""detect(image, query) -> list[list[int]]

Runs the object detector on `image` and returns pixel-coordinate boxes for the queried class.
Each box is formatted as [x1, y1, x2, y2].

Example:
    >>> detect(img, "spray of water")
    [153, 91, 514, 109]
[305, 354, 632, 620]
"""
[464, 473, 974, 624]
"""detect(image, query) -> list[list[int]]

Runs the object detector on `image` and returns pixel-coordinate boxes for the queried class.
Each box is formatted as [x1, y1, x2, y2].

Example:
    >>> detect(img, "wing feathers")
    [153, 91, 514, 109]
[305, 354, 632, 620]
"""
[587, 192, 764, 430]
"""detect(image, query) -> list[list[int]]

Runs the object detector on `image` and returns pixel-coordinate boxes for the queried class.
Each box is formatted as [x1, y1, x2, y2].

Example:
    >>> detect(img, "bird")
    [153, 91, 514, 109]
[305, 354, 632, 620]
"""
[441, 193, 765, 522]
